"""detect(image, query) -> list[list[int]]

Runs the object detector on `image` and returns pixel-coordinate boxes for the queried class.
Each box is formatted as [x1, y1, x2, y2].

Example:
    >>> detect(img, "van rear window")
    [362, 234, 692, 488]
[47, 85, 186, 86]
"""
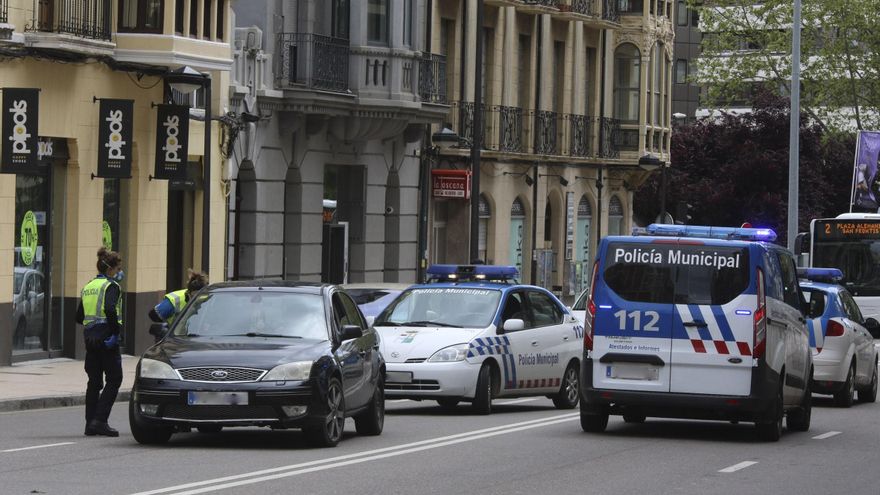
[604, 242, 751, 305]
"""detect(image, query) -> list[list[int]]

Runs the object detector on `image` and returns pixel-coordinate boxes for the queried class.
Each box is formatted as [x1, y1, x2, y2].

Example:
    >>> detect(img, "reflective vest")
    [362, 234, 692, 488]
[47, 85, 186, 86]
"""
[164, 289, 188, 325]
[81, 276, 123, 328]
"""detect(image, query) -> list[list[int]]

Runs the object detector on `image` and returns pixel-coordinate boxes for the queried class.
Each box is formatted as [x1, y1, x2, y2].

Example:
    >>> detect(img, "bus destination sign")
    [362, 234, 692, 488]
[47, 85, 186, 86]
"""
[815, 220, 880, 241]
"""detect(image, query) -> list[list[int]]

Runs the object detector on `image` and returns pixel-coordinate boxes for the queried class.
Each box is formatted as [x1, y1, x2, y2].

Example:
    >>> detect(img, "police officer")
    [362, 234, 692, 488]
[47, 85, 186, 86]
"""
[75, 247, 124, 437]
[149, 270, 208, 334]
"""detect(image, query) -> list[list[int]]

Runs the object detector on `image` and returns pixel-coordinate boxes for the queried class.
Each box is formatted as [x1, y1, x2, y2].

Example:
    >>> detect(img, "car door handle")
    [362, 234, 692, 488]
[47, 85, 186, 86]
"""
[531, 341, 539, 347]
[683, 321, 707, 327]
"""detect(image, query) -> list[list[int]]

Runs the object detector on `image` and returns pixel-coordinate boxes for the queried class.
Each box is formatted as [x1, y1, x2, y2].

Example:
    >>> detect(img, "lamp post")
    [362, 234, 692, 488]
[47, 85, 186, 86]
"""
[166, 66, 212, 276]
[469, 0, 485, 264]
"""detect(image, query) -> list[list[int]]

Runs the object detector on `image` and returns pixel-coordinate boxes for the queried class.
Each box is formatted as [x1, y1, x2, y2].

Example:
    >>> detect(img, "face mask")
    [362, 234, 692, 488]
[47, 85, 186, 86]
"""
[113, 270, 125, 282]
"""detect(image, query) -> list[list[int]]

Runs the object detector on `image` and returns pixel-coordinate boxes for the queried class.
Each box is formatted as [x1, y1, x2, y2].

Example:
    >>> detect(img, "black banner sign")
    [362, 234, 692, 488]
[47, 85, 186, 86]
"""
[96, 98, 133, 178]
[1, 88, 40, 174]
[154, 104, 190, 180]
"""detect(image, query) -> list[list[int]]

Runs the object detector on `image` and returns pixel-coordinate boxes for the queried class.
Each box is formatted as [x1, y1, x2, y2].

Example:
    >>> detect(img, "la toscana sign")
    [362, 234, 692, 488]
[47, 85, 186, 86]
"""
[431, 169, 471, 199]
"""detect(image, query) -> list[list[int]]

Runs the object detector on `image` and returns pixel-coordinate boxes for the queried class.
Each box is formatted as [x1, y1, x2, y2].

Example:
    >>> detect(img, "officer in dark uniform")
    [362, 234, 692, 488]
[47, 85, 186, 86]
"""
[75, 247, 124, 437]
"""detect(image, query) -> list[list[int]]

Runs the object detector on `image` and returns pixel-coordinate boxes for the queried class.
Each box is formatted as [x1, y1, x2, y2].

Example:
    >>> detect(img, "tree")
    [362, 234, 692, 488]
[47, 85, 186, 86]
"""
[633, 92, 855, 245]
[694, 0, 880, 132]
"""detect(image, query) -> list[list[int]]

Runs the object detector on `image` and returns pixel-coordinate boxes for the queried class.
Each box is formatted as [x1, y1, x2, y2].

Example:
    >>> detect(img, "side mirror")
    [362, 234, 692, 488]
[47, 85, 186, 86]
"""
[365, 316, 376, 328]
[149, 322, 169, 343]
[340, 324, 363, 342]
[865, 318, 880, 339]
[502, 319, 525, 332]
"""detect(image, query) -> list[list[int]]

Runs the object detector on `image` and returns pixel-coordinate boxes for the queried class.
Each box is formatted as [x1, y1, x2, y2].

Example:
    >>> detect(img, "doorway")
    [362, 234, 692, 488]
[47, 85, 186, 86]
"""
[166, 188, 196, 292]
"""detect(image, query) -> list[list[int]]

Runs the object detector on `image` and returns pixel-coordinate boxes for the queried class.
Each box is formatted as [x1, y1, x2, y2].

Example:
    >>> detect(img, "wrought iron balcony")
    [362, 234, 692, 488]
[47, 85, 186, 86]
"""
[522, 0, 560, 6]
[419, 53, 447, 104]
[568, 114, 592, 157]
[571, 0, 597, 16]
[27, 0, 112, 41]
[603, 0, 620, 21]
[599, 117, 621, 159]
[276, 33, 350, 93]
[534, 111, 558, 155]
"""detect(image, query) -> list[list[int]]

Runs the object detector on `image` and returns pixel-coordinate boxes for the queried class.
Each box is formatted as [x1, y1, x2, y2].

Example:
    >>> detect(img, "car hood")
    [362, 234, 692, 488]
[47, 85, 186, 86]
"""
[143, 336, 330, 370]
[375, 326, 482, 362]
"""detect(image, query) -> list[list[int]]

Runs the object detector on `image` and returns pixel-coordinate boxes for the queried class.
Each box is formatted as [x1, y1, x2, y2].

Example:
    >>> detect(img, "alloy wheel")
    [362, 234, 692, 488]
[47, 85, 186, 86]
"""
[325, 382, 344, 442]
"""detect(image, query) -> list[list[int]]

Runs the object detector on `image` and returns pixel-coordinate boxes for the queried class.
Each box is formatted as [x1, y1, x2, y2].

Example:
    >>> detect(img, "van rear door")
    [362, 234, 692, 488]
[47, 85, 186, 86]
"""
[592, 240, 676, 392]
[668, 242, 754, 396]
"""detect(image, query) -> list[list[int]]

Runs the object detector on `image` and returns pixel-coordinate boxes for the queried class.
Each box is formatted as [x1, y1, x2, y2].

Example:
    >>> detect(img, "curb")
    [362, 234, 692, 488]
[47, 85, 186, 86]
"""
[0, 390, 132, 413]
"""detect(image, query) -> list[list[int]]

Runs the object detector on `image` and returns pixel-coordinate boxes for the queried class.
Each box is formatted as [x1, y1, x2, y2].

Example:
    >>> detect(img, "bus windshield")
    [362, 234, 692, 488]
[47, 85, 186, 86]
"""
[812, 219, 880, 297]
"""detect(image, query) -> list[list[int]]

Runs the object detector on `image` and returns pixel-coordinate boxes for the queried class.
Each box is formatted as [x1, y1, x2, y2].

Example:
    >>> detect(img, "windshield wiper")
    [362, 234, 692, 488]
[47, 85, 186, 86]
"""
[239, 332, 302, 338]
[400, 321, 463, 328]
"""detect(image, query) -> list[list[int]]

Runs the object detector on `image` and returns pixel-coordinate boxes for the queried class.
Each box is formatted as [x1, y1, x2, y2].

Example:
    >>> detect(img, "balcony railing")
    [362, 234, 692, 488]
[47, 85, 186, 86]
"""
[419, 53, 447, 104]
[276, 33, 350, 93]
[447, 101, 620, 159]
[571, 0, 597, 16]
[523, 0, 560, 6]
[603, 0, 620, 21]
[28, 0, 112, 40]
[1, 0, 8, 24]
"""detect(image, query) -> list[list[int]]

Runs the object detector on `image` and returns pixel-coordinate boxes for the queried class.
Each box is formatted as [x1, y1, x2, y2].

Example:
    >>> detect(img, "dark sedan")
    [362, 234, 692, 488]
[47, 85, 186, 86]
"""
[129, 281, 385, 447]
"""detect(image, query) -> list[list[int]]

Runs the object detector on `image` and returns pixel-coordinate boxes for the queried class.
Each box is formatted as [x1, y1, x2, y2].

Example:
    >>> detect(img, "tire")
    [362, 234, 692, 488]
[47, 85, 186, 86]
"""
[436, 398, 460, 409]
[580, 406, 609, 433]
[622, 413, 646, 424]
[834, 362, 855, 408]
[354, 377, 385, 436]
[471, 364, 494, 415]
[129, 400, 173, 445]
[196, 425, 223, 434]
[304, 377, 345, 447]
[787, 383, 812, 432]
[857, 361, 878, 403]
[756, 383, 783, 442]
[552, 362, 580, 410]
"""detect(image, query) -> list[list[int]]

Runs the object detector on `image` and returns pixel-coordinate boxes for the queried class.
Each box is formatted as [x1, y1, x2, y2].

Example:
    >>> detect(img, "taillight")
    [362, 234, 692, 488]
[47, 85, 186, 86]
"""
[826, 320, 845, 337]
[753, 267, 767, 358]
[585, 261, 598, 351]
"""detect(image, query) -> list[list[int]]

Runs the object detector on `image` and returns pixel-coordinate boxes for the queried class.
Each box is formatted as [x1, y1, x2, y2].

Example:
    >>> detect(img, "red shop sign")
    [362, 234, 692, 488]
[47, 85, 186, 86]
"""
[431, 169, 471, 199]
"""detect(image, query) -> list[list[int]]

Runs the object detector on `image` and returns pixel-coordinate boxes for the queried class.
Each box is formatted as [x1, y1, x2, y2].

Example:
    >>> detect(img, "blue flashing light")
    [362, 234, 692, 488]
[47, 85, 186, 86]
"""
[735, 309, 752, 316]
[645, 224, 777, 242]
[426, 264, 519, 283]
[797, 268, 844, 283]
[598, 305, 613, 310]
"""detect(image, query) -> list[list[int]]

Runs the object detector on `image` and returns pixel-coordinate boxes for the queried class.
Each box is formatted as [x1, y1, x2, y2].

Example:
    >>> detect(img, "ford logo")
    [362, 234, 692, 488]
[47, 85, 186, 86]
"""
[390, 352, 400, 358]
[211, 370, 229, 379]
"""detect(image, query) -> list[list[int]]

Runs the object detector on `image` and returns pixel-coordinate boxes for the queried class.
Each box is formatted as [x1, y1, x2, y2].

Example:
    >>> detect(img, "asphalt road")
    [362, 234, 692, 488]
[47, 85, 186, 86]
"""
[2, 389, 879, 495]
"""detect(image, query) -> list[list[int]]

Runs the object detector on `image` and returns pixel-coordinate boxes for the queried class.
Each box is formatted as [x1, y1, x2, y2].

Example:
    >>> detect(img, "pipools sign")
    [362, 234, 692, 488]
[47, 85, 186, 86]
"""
[20, 210, 38, 266]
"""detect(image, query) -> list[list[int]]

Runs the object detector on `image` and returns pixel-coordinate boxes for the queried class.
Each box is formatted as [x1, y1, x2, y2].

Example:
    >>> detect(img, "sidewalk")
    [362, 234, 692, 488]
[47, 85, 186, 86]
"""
[0, 356, 139, 412]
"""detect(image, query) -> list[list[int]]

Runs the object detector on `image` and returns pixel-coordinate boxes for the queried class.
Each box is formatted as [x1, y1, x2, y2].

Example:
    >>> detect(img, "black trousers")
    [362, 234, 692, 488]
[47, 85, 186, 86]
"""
[84, 343, 123, 424]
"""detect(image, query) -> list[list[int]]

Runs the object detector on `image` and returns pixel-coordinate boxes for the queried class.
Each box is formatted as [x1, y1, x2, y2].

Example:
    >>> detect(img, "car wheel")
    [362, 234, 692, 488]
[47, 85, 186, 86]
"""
[471, 364, 494, 415]
[756, 383, 783, 442]
[580, 405, 609, 433]
[857, 360, 878, 403]
[437, 398, 460, 409]
[834, 362, 855, 408]
[622, 413, 646, 424]
[196, 425, 223, 434]
[354, 377, 384, 436]
[787, 379, 812, 432]
[129, 400, 173, 445]
[304, 377, 345, 448]
[552, 362, 580, 410]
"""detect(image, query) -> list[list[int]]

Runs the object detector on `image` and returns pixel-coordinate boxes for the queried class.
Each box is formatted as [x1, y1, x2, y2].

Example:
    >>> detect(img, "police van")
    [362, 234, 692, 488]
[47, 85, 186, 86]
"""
[580, 224, 813, 441]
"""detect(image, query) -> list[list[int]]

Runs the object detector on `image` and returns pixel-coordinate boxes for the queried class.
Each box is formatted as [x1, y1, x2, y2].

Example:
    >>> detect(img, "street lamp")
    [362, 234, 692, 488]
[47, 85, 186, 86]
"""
[165, 65, 212, 277]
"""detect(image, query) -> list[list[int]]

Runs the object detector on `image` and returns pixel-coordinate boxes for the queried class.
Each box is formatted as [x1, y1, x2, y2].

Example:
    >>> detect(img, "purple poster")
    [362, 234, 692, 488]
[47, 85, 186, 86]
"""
[852, 131, 880, 211]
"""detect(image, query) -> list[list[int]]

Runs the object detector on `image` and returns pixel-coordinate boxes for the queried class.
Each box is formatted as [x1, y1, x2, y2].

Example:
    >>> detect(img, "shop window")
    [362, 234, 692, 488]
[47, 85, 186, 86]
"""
[118, 0, 163, 33]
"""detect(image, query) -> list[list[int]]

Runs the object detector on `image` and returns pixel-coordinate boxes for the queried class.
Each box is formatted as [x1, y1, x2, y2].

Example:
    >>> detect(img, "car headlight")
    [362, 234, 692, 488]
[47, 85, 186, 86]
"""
[139, 358, 178, 380]
[262, 361, 313, 381]
[427, 343, 469, 363]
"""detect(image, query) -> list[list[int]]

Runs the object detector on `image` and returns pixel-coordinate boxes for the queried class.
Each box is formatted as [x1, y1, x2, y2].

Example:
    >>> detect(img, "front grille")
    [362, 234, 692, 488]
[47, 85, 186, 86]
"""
[385, 379, 440, 391]
[177, 367, 266, 382]
[162, 405, 279, 421]
[405, 358, 427, 363]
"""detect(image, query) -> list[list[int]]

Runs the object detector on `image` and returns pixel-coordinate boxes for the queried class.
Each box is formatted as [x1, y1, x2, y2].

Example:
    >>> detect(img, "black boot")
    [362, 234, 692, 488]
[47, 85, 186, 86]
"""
[85, 420, 119, 437]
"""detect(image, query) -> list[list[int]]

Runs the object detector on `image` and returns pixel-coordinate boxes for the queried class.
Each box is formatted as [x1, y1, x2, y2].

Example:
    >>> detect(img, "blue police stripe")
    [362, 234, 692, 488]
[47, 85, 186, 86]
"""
[807, 319, 817, 348]
[711, 306, 736, 342]
[688, 304, 712, 341]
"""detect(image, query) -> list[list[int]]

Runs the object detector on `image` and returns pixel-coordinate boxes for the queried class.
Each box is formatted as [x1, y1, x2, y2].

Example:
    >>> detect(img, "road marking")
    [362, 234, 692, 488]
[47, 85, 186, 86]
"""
[2, 442, 75, 453]
[496, 398, 539, 405]
[130, 412, 579, 495]
[812, 431, 842, 440]
[718, 461, 758, 473]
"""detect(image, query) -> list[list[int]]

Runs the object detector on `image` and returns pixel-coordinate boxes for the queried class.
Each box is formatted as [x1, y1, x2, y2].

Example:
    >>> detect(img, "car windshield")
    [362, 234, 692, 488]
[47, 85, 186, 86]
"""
[374, 287, 502, 328]
[173, 291, 328, 340]
[347, 289, 397, 305]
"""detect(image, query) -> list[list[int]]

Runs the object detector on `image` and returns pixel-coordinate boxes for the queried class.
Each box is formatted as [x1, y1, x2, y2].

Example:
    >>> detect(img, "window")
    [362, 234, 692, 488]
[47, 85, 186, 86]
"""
[119, 0, 163, 33]
[333, 292, 365, 329]
[478, 194, 491, 263]
[332, 0, 350, 39]
[203, 0, 212, 39]
[775, 252, 802, 310]
[518, 35, 532, 109]
[691, 8, 699, 27]
[527, 291, 564, 327]
[501, 292, 532, 329]
[189, 0, 197, 37]
[803, 289, 826, 318]
[677, 0, 687, 25]
[403, 0, 413, 46]
[607, 196, 624, 235]
[175, 0, 184, 34]
[675, 59, 687, 84]
[619, 0, 643, 14]
[652, 43, 664, 126]
[367, 0, 389, 44]
[216, 0, 225, 40]
[840, 290, 864, 322]
[171, 87, 206, 110]
[613, 44, 640, 123]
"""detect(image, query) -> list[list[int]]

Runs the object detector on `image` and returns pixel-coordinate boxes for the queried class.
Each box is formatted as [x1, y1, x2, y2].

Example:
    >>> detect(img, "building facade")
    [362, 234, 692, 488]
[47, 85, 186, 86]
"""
[0, 0, 232, 364]
[226, 0, 448, 284]
[426, 0, 674, 299]
[671, 0, 700, 121]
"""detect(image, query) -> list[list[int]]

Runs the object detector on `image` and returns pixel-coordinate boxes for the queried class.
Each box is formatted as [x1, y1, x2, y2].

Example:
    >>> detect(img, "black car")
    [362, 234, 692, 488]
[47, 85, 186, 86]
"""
[129, 281, 385, 447]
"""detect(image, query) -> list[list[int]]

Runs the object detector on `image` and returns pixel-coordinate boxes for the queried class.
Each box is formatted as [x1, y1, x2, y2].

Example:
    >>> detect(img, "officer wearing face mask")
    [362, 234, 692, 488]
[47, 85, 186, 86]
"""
[75, 247, 125, 437]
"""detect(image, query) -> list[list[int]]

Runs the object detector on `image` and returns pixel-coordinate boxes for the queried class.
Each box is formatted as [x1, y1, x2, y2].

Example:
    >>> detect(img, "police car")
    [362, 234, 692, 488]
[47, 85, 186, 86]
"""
[373, 265, 584, 414]
[799, 268, 879, 406]
[580, 225, 813, 441]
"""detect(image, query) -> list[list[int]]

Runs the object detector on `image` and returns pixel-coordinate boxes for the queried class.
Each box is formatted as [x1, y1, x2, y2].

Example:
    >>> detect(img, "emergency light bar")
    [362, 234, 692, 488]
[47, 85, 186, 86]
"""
[644, 224, 778, 242]
[426, 264, 519, 283]
[797, 268, 844, 283]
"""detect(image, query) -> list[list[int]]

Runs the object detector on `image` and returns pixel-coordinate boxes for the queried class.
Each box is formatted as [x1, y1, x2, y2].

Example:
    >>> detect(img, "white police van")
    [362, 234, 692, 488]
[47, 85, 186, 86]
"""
[580, 225, 813, 441]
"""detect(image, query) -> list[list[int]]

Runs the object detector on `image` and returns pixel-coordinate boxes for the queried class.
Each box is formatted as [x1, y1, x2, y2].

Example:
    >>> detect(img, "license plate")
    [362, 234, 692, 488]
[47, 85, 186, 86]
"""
[609, 364, 659, 381]
[187, 391, 249, 406]
[386, 371, 413, 384]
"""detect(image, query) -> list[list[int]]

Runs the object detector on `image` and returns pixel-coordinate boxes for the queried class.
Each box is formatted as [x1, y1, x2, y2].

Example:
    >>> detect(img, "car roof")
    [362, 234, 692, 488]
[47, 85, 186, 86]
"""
[604, 234, 776, 249]
[205, 280, 331, 293]
[799, 280, 842, 293]
[407, 282, 549, 293]
[342, 283, 411, 290]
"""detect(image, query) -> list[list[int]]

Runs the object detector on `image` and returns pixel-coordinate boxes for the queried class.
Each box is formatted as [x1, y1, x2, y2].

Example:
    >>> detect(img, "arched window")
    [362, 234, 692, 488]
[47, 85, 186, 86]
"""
[576, 196, 593, 265]
[608, 196, 625, 236]
[653, 43, 664, 127]
[614, 44, 641, 123]
[509, 198, 526, 276]
[478, 194, 491, 263]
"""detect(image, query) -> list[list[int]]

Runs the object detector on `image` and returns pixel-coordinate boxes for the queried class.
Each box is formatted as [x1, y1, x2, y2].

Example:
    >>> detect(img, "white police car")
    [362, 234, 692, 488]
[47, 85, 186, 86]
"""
[580, 225, 813, 441]
[374, 265, 584, 414]
[799, 268, 879, 406]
